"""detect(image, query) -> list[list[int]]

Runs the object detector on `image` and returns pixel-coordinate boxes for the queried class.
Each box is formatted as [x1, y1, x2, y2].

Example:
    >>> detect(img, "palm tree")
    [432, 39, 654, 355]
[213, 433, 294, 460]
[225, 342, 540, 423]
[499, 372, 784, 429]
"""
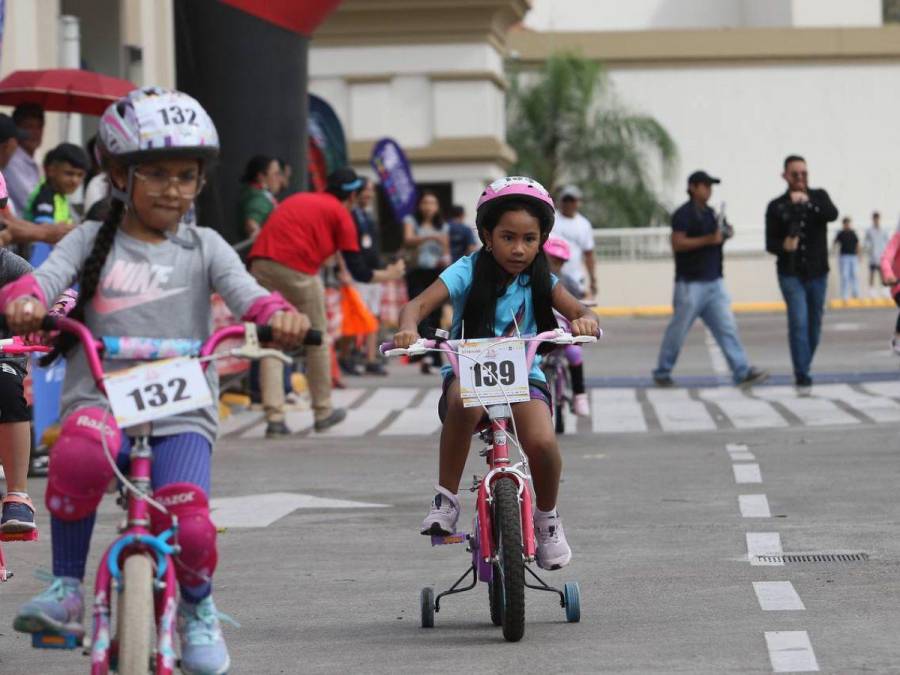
[507, 54, 677, 228]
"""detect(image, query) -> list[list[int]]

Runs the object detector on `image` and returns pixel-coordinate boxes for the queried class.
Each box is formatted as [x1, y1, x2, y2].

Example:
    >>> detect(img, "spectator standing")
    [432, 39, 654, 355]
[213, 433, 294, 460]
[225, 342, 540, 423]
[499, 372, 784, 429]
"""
[765, 155, 838, 392]
[833, 216, 860, 301]
[551, 185, 597, 300]
[864, 211, 889, 296]
[653, 171, 768, 388]
[348, 177, 388, 375]
[447, 204, 478, 262]
[239, 155, 281, 239]
[5, 104, 44, 216]
[248, 167, 405, 437]
[403, 190, 449, 374]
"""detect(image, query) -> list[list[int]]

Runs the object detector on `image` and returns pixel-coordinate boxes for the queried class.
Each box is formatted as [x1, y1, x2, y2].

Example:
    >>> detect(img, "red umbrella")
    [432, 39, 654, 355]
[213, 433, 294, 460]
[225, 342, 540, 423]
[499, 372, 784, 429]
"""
[0, 69, 136, 116]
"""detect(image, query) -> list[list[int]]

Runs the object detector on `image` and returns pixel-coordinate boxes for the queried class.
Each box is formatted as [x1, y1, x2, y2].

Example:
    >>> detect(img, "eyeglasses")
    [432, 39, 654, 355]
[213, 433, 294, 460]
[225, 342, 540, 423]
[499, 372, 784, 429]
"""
[133, 170, 203, 198]
[789, 171, 808, 179]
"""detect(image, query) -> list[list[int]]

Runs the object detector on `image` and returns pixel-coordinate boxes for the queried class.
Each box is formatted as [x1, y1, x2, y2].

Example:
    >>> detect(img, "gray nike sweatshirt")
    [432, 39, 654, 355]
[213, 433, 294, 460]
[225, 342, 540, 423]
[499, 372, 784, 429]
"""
[34, 221, 271, 443]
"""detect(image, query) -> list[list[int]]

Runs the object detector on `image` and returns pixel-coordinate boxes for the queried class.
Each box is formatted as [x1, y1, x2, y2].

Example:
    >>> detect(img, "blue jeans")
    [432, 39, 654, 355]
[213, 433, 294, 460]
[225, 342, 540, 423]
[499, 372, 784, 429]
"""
[653, 278, 750, 383]
[838, 254, 859, 300]
[777, 273, 827, 383]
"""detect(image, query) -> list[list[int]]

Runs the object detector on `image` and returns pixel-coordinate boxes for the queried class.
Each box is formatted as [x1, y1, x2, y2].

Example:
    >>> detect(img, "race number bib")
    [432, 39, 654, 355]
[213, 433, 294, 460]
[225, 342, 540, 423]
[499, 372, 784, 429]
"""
[104, 358, 213, 427]
[458, 338, 529, 408]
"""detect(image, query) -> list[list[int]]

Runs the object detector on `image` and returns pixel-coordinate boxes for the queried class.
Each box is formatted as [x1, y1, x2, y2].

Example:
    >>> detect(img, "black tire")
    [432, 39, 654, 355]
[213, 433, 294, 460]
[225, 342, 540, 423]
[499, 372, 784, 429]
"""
[420, 587, 435, 628]
[554, 401, 565, 434]
[488, 564, 503, 626]
[493, 477, 525, 642]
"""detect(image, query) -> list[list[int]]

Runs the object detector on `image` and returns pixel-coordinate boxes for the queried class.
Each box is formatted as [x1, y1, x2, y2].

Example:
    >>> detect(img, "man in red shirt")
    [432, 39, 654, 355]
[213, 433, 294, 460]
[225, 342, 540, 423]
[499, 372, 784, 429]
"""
[249, 167, 405, 435]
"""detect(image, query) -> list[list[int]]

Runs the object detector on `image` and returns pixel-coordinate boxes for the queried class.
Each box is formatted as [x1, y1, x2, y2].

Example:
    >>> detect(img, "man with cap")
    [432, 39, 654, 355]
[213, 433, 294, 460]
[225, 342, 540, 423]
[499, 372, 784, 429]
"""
[5, 103, 44, 216]
[652, 170, 768, 388]
[248, 167, 406, 437]
[551, 184, 597, 299]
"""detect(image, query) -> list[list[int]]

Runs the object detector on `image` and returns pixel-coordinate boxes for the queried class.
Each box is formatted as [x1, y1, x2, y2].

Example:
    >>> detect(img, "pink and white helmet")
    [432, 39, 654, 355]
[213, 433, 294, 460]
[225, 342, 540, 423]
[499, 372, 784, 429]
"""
[98, 87, 219, 164]
[475, 176, 555, 231]
[543, 236, 571, 261]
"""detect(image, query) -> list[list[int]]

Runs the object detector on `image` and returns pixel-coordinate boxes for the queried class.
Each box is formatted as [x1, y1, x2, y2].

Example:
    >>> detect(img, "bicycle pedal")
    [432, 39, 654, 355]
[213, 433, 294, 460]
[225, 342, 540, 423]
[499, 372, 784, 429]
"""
[32, 631, 82, 650]
[0, 529, 38, 542]
[430, 533, 468, 546]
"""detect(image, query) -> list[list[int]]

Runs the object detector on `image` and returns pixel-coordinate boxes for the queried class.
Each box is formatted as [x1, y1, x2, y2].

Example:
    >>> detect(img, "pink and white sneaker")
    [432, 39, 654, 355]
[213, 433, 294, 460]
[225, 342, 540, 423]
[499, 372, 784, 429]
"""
[572, 393, 590, 417]
[534, 510, 572, 570]
[420, 486, 460, 536]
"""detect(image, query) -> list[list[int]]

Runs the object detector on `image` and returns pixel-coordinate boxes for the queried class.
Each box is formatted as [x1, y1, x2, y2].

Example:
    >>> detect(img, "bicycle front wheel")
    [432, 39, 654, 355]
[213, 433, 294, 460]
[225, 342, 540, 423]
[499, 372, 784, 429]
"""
[493, 477, 525, 642]
[116, 554, 155, 675]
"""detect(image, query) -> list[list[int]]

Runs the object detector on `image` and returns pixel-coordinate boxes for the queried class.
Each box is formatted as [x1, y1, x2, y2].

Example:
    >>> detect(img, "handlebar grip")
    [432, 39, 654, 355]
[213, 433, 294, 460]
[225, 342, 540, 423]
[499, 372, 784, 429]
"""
[0, 315, 57, 333]
[379, 341, 395, 355]
[256, 325, 323, 346]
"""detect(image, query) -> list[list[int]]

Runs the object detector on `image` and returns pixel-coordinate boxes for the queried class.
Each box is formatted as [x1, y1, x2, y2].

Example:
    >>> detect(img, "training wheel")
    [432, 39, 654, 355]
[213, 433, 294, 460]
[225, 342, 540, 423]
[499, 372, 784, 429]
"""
[420, 587, 435, 628]
[563, 582, 581, 623]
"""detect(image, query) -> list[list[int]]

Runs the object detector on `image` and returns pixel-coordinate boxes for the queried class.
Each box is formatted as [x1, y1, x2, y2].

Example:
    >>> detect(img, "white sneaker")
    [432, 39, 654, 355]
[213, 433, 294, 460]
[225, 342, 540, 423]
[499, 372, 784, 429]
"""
[420, 486, 460, 535]
[534, 511, 572, 570]
[572, 393, 590, 417]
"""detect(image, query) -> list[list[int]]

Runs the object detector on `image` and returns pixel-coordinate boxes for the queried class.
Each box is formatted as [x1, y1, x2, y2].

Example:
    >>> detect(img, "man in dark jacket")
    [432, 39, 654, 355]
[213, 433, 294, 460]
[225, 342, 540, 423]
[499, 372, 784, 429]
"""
[765, 155, 839, 392]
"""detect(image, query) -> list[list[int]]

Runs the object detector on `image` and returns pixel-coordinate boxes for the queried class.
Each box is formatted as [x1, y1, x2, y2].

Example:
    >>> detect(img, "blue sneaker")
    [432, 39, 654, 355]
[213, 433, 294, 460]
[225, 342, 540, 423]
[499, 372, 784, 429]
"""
[13, 574, 85, 637]
[177, 596, 234, 675]
[1, 494, 36, 535]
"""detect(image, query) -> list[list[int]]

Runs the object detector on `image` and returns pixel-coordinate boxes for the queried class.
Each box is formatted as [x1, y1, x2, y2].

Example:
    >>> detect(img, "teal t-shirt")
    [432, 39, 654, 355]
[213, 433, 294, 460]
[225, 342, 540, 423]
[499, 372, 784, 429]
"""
[438, 252, 557, 382]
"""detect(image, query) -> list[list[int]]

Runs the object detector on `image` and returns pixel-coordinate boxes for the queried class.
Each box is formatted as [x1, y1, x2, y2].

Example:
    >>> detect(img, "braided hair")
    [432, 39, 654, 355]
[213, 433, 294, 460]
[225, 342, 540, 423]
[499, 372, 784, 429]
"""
[41, 198, 125, 366]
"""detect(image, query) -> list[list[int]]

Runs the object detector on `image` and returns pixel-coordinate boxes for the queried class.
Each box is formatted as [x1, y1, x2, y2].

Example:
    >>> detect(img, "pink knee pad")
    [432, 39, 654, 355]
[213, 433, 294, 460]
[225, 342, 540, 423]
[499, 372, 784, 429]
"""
[150, 483, 217, 587]
[45, 408, 121, 521]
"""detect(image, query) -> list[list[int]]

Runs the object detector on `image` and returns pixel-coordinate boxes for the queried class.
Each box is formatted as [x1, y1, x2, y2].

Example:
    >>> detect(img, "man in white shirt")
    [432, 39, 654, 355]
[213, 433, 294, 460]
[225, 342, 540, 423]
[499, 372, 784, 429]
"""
[864, 211, 889, 296]
[5, 104, 44, 216]
[551, 185, 597, 299]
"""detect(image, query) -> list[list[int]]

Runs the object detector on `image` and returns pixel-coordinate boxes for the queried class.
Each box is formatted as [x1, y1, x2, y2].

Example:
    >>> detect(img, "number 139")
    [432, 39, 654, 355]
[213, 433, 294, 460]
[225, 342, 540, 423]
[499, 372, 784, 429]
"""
[473, 360, 515, 387]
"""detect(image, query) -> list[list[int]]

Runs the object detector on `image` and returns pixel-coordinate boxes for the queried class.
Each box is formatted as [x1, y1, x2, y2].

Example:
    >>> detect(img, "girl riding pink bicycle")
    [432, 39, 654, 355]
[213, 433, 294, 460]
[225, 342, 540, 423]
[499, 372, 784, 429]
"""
[393, 176, 599, 570]
[2, 87, 308, 675]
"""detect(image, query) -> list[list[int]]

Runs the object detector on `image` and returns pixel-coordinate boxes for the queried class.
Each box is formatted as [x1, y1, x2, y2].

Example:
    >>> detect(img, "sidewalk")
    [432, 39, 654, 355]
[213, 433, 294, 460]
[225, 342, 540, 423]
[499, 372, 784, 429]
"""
[593, 296, 895, 318]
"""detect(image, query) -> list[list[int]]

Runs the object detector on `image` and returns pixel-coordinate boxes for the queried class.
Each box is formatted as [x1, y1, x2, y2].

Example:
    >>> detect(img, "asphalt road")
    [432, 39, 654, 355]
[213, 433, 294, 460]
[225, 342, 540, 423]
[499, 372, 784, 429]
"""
[1, 308, 899, 674]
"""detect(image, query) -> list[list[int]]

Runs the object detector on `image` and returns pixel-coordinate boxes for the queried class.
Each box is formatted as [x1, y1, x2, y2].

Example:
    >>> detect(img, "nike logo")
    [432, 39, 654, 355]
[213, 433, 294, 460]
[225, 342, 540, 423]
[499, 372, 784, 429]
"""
[93, 286, 188, 315]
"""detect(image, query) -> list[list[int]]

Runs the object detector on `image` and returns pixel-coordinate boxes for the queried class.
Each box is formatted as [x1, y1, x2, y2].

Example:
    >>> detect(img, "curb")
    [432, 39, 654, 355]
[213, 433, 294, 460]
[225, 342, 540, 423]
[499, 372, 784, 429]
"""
[593, 297, 895, 318]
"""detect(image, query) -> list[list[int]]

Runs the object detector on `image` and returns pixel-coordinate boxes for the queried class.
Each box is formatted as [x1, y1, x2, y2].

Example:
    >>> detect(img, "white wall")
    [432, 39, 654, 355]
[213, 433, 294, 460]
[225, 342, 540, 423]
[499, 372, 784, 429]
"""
[523, 0, 882, 31]
[605, 60, 900, 242]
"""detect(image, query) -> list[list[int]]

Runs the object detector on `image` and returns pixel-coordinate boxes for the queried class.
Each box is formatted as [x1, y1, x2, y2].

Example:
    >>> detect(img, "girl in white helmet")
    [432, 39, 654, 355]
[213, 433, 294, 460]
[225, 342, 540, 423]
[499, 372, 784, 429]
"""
[4, 87, 308, 675]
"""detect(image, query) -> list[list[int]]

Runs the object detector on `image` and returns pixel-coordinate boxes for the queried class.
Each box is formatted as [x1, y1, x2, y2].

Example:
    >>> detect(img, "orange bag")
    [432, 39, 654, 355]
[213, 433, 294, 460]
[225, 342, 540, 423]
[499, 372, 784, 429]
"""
[340, 285, 378, 336]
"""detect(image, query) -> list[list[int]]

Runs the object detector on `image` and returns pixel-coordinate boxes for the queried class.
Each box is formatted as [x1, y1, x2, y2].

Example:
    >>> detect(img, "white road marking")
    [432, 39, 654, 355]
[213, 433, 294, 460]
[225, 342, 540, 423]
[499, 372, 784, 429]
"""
[319, 387, 420, 437]
[726, 443, 749, 453]
[812, 384, 900, 423]
[729, 451, 755, 461]
[739, 494, 772, 518]
[380, 388, 442, 435]
[561, 404, 579, 435]
[699, 388, 789, 429]
[753, 386, 859, 426]
[753, 582, 805, 611]
[219, 409, 263, 436]
[765, 631, 819, 672]
[646, 389, 716, 431]
[733, 463, 762, 484]
[861, 381, 900, 398]
[210, 492, 389, 528]
[590, 388, 647, 433]
[704, 328, 729, 376]
[747, 532, 784, 566]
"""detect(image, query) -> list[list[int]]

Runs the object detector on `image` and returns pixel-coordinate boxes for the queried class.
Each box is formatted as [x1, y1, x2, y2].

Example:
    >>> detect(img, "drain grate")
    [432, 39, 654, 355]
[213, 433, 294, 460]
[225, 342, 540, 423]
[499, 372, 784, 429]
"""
[755, 552, 869, 564]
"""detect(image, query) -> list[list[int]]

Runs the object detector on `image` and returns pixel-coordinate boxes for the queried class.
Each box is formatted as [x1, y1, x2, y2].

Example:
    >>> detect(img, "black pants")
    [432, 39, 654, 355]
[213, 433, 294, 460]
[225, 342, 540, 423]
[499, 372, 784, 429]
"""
[406, 268, 442, 367]
[894, 293, 900, 333]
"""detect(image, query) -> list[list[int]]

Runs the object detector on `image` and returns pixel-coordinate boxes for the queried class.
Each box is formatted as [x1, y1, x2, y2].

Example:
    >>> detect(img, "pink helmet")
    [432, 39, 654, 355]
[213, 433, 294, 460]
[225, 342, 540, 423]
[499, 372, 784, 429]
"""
[475, 176, 555, 233]
[543, 236, 571, 261]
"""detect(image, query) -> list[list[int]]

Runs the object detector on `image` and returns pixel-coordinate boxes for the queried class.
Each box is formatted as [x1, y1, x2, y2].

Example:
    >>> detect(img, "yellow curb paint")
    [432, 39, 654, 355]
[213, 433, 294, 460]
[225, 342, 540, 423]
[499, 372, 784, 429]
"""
[593, 298, 894, 318]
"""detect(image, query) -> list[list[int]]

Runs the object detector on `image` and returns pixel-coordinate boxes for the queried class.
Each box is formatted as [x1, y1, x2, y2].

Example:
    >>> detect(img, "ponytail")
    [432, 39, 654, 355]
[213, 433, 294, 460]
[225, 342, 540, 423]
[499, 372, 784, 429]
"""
[41, 198, 124, 365]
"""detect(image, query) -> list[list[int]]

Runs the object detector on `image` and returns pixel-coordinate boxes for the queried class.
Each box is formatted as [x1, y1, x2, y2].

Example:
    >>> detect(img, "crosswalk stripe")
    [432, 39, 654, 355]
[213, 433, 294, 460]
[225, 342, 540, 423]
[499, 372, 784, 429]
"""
[861, 381, 900, 398]
[698, 388, 788, 429]
[379, 388, 442, 436]
[752, 386, 860, 426]
[812, 384, 900, 423]
[318, 387, 420, 437]
[590, 388, 647, 433]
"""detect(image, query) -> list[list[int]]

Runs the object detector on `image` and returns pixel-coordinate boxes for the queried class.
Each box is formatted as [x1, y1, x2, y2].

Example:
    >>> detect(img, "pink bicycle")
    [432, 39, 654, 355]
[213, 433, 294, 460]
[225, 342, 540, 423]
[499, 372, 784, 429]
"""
[382, 329, 596, 642]
[0, 337, 51, 581]
[10, 314, 319, 674]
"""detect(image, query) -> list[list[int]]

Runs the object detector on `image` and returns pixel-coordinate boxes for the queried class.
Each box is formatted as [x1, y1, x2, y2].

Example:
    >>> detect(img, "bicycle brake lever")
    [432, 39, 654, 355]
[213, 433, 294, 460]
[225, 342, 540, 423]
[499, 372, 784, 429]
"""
[228, 323, 292, 364]
[573, 335, 598, 343]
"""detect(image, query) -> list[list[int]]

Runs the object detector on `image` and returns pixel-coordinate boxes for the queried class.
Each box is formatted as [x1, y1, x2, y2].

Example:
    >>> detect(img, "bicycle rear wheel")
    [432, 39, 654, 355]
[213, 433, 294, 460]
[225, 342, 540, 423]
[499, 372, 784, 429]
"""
[493, 477, 525, 642]
[116, 554, 155, 675]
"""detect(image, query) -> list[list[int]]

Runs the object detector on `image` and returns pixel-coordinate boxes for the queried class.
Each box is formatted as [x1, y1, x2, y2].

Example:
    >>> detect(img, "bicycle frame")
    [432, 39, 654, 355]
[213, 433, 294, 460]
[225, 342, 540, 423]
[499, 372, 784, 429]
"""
[43, 317, 274, 674]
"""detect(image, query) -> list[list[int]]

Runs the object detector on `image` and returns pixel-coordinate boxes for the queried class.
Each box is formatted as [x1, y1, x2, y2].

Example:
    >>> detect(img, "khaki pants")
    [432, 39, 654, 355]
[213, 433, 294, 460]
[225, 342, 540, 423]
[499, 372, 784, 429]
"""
[250, 259, 332, 423]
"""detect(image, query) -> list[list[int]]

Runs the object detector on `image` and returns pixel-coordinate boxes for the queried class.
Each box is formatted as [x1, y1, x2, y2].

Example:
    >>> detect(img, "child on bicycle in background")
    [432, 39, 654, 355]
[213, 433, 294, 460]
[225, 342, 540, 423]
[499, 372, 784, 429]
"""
[393, 176, 599, 570]
[2, 87, 308, 675]
[880, 229, 900, 354]
[543, 236, 590, 416]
